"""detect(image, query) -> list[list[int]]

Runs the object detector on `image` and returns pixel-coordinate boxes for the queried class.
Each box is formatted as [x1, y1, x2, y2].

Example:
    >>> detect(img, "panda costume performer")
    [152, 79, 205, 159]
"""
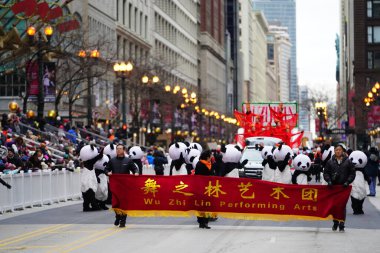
[103, 143, 117, 205]
[79, 144, 103, 211]
[103, 143, 117, 159]
[261, 146, 277, 182]
[348, 151, 371, 215]
[320, 144, 335, 185]
[185, 148, 201, 175]
[291, 154, 312, 185]
[273, 143, 293, 184]
[128, 146, 144, 175]
[94, 154, 110, 210]
[219, 144, 247, 178]
[168, 142, 188, 175]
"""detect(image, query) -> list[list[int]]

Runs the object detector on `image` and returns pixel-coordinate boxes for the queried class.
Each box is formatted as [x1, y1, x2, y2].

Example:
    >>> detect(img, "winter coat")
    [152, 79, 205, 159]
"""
[364, 154, 379, 177]
[195, 160, 214, 176]
[323, 155, 356, 185]
[105, 156, 137, 174]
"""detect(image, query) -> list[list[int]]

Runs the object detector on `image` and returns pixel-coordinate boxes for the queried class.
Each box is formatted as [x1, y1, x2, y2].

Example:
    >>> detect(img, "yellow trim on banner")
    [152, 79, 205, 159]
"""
[112, 208, 344, 222]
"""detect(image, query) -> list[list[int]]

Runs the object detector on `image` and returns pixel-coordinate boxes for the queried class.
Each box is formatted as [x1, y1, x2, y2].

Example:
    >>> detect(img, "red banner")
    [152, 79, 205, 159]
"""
[110, 175, 351, 221]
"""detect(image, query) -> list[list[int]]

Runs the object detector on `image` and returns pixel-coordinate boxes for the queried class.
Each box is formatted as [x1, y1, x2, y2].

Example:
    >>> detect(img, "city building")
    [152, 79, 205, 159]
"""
[199, 0, 228, 113]
[298, 85, 310, 131]
[226, 0, 244, 111]
[267, 25, 291, 102]
[339, 0, 380, 149]
[253, 0, 298, 103]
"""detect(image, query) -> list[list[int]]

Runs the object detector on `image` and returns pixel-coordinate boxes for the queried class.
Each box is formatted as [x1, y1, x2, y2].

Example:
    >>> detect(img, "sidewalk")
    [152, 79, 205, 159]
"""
[367, 183, 380, 210]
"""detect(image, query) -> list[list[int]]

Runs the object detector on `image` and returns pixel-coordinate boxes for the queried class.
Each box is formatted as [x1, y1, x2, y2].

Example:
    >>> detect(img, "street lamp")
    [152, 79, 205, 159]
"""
[78, 49, 100, 125]
[113, 60, 134, 124]
[27, 25, 54, 122]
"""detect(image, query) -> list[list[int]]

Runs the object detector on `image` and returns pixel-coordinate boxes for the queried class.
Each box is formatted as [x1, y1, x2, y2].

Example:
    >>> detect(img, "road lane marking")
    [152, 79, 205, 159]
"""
[47, 227, 117, 253]
[0, 224, 71, 247]
[0, 245, 57, 251]
[59, 227, 128, 253]
[0, 224, 64, 244]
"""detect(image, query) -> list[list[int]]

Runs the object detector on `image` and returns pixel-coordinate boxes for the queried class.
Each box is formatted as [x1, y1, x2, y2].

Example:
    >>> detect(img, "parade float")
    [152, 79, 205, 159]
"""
[234, 102, 304, 148]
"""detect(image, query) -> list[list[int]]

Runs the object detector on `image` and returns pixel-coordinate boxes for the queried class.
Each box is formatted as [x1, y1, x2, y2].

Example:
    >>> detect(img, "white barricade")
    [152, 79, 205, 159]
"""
[0, 169, 82, 214]
[141, 164, 171, 175]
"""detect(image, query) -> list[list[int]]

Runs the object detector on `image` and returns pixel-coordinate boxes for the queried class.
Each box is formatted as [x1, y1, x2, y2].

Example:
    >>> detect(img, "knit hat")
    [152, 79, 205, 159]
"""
[335, 143, 346, 152]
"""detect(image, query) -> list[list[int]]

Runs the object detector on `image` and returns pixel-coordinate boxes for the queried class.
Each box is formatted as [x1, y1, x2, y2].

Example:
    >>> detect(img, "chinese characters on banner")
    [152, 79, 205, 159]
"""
[110, 175, 351, 221]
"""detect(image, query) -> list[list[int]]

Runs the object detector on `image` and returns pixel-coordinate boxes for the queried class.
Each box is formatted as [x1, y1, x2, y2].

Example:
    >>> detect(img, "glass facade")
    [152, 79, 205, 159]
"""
[253, 0, 298, 102]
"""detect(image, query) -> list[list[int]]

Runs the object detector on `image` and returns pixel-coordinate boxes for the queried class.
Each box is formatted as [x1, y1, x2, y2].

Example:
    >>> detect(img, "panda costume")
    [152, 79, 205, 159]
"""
[291, 154, 312, 185]
[103, 143, 117, 205]
[94, 154, 110, 210]
[261, 146, 277, 182]
[185, 148, 201, 175]
[273, 143, 293, 184]
[103, 143, 117, 159]
[168, 142, 188, 175]
[79, 144, 103, 211]
[219, 144, 247, 178]
[128, 146, 144, 175]
[349, 151, 371, 215]
[320, 144, 335, 185]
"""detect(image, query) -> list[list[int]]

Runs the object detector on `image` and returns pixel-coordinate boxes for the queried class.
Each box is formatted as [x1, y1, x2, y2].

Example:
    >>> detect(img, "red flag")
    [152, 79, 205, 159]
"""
[57, 19, 80, 33]
[11, 0, 37, 16]
[45, 6, 63, 21]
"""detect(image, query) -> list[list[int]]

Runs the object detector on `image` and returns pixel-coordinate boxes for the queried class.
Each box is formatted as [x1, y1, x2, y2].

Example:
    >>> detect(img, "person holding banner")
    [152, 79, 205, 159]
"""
[194, 150, 215, 229]
[106, 144, 138, 228]
[323, 143, 355, 232]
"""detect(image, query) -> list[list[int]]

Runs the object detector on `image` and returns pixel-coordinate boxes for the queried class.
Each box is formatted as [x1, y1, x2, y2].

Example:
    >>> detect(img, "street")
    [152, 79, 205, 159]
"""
[0, 196, 380, 253]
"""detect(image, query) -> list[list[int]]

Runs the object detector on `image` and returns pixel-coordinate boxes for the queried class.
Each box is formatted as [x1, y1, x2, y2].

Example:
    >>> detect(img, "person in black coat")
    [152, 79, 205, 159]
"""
[153, 150, 168, 175]
[105, 144, 138, 228]
[365, 147, 379, 197]
[323, 144, 355, 232]
[194, 150, 214, 229]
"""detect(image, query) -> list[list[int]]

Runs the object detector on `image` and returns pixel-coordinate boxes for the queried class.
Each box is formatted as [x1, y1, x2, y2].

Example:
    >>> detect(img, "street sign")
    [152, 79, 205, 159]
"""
[326, 128, 355, 134]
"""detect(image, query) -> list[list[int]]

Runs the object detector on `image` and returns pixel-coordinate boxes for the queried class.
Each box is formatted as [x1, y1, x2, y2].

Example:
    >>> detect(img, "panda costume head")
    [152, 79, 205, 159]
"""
[190, 142, 203, 153]
[321, 144, 334, 162]
[220, 144, 243, 163]
[94, 154, 110, 171]
[79, 144, 101, 170]
[273, 143, 293, 162]
[184, 148, 201, 164]
[169, 142, 187, 170]
[261, 146, 275, 160]
[103, 143, 117, 159]
[168, 142, 187, 161]
[349, 150, 368, 169]
[129, 146, 144, 160]
[293, 154, 312, 172]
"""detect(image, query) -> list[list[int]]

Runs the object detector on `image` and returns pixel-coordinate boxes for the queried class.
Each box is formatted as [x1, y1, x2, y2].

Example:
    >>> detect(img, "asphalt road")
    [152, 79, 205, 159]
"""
[0, 197, 380, 253]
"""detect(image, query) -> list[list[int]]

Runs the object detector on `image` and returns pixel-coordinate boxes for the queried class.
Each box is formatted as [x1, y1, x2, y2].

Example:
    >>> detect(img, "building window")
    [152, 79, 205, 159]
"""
[368, 51, 380, 69]
[368, 0, 380, 18]
[368, 26, 380, 43]
[267, 44, 274, 60]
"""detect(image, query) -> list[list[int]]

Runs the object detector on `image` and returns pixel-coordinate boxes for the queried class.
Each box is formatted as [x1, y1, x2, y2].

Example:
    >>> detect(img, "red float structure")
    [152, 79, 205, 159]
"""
[234, 103, 304, 148]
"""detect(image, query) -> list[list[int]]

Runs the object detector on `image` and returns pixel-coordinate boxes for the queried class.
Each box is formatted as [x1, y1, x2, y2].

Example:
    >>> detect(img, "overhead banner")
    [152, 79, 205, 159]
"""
[110, 175, 351, 221]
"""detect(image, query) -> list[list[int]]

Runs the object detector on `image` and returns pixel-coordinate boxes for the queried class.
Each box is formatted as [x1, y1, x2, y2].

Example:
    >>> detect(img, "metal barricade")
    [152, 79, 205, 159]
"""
[0, 169, 82, 214]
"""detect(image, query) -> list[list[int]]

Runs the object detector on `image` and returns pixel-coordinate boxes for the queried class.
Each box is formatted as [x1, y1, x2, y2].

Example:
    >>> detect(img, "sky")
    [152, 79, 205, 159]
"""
[296, 0, 340, 96]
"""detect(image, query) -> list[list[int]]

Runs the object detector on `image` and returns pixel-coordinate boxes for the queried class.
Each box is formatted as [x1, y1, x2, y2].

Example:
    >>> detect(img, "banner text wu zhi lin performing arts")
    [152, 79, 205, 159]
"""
[110, 175, 351, 221]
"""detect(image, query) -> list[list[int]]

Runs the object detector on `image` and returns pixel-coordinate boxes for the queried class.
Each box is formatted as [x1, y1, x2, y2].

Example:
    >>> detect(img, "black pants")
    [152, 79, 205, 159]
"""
[197, 216, 209, 226]
[115, 213, 127, 223]
[82, 189, 99, 211]
[351, 196, 365, 214]
[315, 172, 320, 182]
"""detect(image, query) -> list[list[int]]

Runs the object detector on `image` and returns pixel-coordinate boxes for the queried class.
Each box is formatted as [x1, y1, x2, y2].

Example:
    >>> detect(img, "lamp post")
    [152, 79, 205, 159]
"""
[113, 61, 133, 125]
[27, 25, 53, 122]
[78, 49, 100, 126]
